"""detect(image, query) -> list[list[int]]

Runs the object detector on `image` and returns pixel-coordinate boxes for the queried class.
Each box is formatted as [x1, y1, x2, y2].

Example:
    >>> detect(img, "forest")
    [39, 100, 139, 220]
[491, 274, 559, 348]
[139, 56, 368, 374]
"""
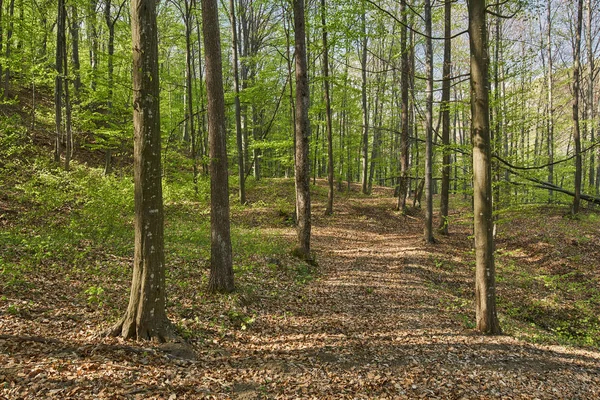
[0, 0, 600, 398]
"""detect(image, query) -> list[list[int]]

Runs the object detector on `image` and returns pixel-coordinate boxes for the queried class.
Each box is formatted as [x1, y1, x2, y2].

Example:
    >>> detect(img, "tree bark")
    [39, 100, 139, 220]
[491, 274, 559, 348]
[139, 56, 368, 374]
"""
[360, 9, 369, 195]
[586, 0, 595, 190]
[469, 0, 501, 335]
[321, 0, 334, 215]
[438, 0, 452, 234]
[423, 0, 434, 243]
[229, 0, 245, 204]
[547, 2, 555, 201]
[110, 0, 171, 341]
[201, 0, 235, 292]
[573, 0, 584, 214]
[293, 0, 312, 261]
[54, 0, 65, 163]
[397, 0, 409, 212]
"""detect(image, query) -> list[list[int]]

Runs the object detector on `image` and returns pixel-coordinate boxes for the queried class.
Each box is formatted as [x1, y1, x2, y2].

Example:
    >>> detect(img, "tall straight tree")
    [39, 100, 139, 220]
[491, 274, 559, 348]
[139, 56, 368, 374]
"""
[202, 0, 235, 292]
[438, 0, 452, 234]
[54, 0, 66, 163]
[110, 0, 170, 341]
[360, 8, 369, 195]
[321, 0, 334, 215]
[572, 0, 584, 214]
[229, 0, 245, 205]
[397, 0, 409, 212]
[423, 0, 434, 243]
[586, 0, 595, 190]
[469, 0, 501, 334]
[293, 0, 312, 261]
[546, 1, 555, 201]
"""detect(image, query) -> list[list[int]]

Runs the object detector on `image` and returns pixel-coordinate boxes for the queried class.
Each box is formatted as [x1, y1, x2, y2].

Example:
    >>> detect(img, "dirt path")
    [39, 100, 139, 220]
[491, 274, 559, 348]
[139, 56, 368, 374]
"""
[221, 194, 600, 398]
[2, 192, 599, 399]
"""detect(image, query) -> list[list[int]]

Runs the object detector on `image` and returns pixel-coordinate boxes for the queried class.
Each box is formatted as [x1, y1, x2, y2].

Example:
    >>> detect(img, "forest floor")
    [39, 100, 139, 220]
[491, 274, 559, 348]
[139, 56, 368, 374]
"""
[1, 172, 600, 398]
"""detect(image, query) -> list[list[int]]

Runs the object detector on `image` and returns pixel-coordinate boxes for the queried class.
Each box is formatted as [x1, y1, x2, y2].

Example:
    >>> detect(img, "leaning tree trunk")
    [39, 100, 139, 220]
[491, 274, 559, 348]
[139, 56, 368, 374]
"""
[438, 0, 451, 235]
[293, 0, 312, 261]
[202, 0, 235, 292]
[572, 0, 584, 214]
[469, 0, 501, 335]
[110, 0, 171, 341]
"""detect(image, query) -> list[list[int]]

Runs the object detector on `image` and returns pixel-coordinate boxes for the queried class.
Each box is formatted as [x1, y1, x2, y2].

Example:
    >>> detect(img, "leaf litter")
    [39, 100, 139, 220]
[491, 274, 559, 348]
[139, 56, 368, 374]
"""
[1, 182, 599, 399]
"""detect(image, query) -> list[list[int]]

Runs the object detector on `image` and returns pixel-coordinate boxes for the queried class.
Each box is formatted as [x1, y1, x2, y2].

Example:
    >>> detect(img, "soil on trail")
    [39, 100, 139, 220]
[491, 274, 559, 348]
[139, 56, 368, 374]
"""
[1, 189, 600, 399]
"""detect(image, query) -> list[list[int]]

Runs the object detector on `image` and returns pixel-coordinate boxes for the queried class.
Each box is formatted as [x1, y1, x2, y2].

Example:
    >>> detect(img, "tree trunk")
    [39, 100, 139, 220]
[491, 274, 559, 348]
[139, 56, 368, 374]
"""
[321, 0, 334, 215]
[438, 0, 451, 235]
[293, 0, 312, 261]
[229, 0, 245, 204]
[183, 1, 198, 193]
[202, 0, 235, 292]
[54, 0, 65, 163]
[360, 9, 369, 195]
[586, 0, 595, 190]
[70, 5, 81, 98]
[573, 0, 584, 214]
[4, 0, 15, 96]
[397, 0, 409, 212]
[469, 0, 501, 335]
[547, 2, 555, 201]
[110, 0, 170, 341]
[423, 0, 434, 243]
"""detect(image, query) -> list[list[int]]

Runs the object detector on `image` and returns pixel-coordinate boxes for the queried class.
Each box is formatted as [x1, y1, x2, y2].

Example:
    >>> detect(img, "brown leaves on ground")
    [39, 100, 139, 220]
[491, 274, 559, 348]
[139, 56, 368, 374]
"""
[1, 181, 599, 399]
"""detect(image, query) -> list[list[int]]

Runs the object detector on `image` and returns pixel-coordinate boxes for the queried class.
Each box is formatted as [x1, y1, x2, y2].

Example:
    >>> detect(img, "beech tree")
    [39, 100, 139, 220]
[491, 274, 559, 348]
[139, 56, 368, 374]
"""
[202, 0, 235, 292]
[293, 0, 311, 261]
[469, 0, 501, 334]
[111, 0, 171, 341]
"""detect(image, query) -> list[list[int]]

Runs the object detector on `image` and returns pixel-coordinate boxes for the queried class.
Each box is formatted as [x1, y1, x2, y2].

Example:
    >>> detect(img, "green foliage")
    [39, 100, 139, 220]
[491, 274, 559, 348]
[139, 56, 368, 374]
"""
[84, 285, 106, 307]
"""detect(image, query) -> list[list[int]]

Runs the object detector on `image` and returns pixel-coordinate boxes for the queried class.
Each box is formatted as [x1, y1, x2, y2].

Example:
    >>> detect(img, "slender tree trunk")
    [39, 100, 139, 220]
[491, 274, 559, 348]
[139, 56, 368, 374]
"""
[87, 0, 99, 91]
[70, 5, 81, 98]
[321, 0, 334, 215]
[397, 0, 409, 212]
[547, 2, 555, 201]
[229, 0, 245, 204]
[573, 0, 584, 214]
[469, 0, 501, 335]
[63, 26, 72, 171]
[4, 0, 15, 96]
[293, 0, 312, 261]
[360, 9, 369, 195]
[438, 0, 451, 235]
[202, 0, 235, 292]
[54, 0, 65, 163]
[587, 0, 595, 190]
[423, 0, 434, 243]
[183, 1, 198, 193]
[110, 0, 171, 341]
